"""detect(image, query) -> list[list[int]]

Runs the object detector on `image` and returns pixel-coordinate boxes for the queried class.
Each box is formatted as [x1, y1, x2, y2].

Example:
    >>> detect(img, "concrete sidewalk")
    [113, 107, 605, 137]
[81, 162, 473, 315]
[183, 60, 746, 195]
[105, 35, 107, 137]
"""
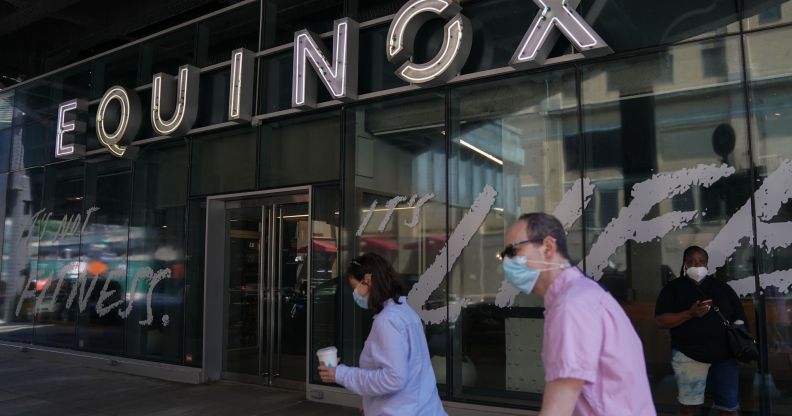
[0, 349, 358, 416]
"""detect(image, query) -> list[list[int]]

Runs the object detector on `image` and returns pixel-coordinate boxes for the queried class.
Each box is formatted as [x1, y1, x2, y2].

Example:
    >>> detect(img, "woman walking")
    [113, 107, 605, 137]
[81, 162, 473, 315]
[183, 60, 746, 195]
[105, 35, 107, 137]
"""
[318, 252, 446, 416]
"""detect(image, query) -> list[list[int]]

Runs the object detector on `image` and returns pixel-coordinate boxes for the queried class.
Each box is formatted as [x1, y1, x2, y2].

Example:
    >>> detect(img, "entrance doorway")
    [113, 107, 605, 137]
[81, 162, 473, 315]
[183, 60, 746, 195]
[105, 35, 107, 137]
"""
[209, 190, 310, 388]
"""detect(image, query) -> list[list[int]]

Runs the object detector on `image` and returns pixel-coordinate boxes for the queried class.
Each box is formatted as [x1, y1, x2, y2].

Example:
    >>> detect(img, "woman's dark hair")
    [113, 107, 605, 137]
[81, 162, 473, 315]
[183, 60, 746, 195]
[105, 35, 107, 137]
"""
[345, 252, 405, 314]
[680, 245, 709, 277]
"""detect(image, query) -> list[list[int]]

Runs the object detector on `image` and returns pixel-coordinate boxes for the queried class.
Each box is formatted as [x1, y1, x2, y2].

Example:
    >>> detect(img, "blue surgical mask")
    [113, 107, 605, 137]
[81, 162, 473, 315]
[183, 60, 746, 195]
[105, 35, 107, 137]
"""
[503, 256, 569, 294]
[353, 286, 369, 309]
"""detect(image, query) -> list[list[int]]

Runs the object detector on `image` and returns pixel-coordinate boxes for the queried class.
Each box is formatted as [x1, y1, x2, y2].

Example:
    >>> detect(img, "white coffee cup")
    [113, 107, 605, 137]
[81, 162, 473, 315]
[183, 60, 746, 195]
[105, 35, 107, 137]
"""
[317, 346, 338, 367]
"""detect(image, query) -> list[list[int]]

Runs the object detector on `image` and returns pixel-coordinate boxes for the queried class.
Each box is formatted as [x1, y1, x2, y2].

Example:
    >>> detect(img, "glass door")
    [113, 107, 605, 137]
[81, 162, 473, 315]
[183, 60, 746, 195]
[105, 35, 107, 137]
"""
[265, 201, 309, 386]
[223, 193, 309, 388]
[225, 205, 262, 376]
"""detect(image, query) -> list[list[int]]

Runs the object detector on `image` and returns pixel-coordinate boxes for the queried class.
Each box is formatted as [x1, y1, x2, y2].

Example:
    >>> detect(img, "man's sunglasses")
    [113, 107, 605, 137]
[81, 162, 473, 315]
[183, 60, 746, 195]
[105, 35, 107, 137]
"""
[499, 237, 545, 260]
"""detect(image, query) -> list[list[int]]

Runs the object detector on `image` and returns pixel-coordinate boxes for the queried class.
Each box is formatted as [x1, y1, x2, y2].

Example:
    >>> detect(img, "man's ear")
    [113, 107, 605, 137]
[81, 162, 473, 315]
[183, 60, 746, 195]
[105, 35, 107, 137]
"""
[543, 237, 557, 258]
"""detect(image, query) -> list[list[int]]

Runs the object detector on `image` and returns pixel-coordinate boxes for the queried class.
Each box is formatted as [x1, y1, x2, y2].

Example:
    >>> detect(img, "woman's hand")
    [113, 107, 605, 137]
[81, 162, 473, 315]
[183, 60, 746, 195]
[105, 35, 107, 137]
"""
[318, 365, 337, 383]
[688, 300, 710, 318]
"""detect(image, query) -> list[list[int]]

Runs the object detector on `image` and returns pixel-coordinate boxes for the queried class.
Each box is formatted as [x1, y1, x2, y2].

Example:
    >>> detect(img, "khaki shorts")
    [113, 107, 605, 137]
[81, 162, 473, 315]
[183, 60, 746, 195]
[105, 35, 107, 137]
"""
[671, 350, 711, 406]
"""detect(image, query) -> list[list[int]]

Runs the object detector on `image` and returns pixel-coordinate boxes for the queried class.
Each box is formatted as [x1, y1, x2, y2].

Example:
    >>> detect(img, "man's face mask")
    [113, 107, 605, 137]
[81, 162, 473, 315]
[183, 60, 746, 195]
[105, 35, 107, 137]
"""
[502, 256, 569, 294]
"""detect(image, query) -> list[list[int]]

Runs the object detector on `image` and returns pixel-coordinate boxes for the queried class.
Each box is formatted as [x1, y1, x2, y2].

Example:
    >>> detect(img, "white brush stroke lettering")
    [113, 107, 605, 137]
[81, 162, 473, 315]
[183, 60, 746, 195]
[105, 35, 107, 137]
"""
[15, 262, 172, 326]
[96, 268, 126, 317]
[585, 164, 735, 280]
[19, 207, 100, 244]
[39, 263, 74, 312]
[34, 269, 53, 312]
[140, 268, 171, 326]
[356, 193, 436, 235]
[119, 268, 154, 319]
[15, 272, 38, 317]
[378, 196, 408, 232]
[707, 159, 792, 271]
[355, 200, 378, 236]
[405, 193, 435, 228]
[408, 185, 497, 324]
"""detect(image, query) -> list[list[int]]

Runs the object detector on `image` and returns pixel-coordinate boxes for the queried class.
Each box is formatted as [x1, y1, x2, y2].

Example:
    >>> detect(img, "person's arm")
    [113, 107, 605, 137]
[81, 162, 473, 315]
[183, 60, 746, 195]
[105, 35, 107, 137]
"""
[539, 378, 585, 416]
[655, 283, 709, 329]
[333, 316, 409, 396]
[655, 301, 709, 329]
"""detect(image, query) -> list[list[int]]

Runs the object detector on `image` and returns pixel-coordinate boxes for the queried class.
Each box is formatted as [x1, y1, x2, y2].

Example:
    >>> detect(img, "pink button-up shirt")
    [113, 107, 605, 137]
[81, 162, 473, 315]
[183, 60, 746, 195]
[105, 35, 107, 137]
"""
[543, 267, 655, 415]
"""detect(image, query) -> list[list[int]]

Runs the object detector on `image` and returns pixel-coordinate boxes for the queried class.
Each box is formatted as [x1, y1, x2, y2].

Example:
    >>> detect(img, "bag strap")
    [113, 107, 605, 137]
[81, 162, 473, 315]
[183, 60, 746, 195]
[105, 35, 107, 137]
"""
[691, 282, 731, 327]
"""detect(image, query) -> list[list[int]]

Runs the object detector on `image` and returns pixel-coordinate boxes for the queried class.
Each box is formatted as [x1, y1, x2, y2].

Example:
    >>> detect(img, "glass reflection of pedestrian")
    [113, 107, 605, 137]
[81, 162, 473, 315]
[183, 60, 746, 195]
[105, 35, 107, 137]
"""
[655, 246, 746, 416]
[318, 252, 446, 416]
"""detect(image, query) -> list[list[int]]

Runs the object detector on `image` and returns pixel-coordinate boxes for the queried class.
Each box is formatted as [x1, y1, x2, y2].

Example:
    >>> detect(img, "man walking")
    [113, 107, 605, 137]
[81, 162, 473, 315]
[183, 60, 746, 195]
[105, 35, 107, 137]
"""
[501, 213, 655, 415]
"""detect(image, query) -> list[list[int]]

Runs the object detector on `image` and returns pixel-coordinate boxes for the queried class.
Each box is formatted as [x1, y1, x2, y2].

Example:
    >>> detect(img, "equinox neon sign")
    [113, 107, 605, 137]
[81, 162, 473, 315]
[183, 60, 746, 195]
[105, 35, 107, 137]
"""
[54, 0, 611, 159]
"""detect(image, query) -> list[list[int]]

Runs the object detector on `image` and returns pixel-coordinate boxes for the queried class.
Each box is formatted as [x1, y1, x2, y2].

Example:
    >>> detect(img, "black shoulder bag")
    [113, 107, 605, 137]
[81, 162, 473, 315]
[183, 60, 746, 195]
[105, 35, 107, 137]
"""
[694, 285, 759, 362]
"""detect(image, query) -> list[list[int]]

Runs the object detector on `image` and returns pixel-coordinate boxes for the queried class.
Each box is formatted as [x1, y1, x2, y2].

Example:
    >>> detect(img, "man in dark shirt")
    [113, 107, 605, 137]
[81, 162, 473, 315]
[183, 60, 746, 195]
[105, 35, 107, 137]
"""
[655, 246, 746, 416]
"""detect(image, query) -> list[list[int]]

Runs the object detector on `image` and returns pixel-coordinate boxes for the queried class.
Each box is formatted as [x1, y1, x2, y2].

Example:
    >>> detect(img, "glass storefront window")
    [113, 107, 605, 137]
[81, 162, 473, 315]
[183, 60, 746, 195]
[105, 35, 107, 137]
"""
[746, 24, 792, 413]
[347, 0, 402, 21]
[127, 143, 189, 363]
[0, 168, 44, 344]
[138, 27, 197, 85]
[448, 68, 579, 405]
[309, 185, 341, 383]
[90, 49, 140, 100]
[196, 2, 260, 65]
[581, 0, 739, 52]
[12, 81, 55, 127]
[744, 0, 792, 31]
[10, 122, 55, 170]
[185, 198, 207, 367]
[190, 128, 257, 196]
[8, 65, 91, 168]
[262, 0, 343, 49]
[195, 69, 232, 128]
[259, 111, 341, 188]
[581, 36, 758, 414]
[460, 0, 540, 75]
[343, 92, 448, 391]
[34, 161, 85, 349]
[77, 160, 132, 355]
[258, 52, 295, 114]
[358, 25, 408, 94]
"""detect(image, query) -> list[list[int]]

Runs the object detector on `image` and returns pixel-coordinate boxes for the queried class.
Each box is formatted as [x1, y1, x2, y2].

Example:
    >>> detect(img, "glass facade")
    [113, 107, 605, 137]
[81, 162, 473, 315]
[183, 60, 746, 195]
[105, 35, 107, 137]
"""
[1, 0, 792, 414]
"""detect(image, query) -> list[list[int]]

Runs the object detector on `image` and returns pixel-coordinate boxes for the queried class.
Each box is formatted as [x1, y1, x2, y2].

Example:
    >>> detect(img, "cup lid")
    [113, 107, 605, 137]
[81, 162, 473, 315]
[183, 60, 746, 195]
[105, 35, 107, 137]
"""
[317, 346, 337, 354]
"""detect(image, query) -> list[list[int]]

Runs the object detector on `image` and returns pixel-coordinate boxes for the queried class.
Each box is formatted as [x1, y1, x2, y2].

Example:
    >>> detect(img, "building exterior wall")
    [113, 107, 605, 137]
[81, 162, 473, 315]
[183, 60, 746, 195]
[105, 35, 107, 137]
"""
[0, 0, 791, 414]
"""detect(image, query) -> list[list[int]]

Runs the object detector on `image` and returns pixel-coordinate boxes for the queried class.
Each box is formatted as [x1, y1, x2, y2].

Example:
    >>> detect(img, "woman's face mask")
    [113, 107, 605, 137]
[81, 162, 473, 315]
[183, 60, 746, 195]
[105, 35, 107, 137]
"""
[685, 266, 709, 282]
[502, 256, 569, 294]
[353, 286, 369, 309]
